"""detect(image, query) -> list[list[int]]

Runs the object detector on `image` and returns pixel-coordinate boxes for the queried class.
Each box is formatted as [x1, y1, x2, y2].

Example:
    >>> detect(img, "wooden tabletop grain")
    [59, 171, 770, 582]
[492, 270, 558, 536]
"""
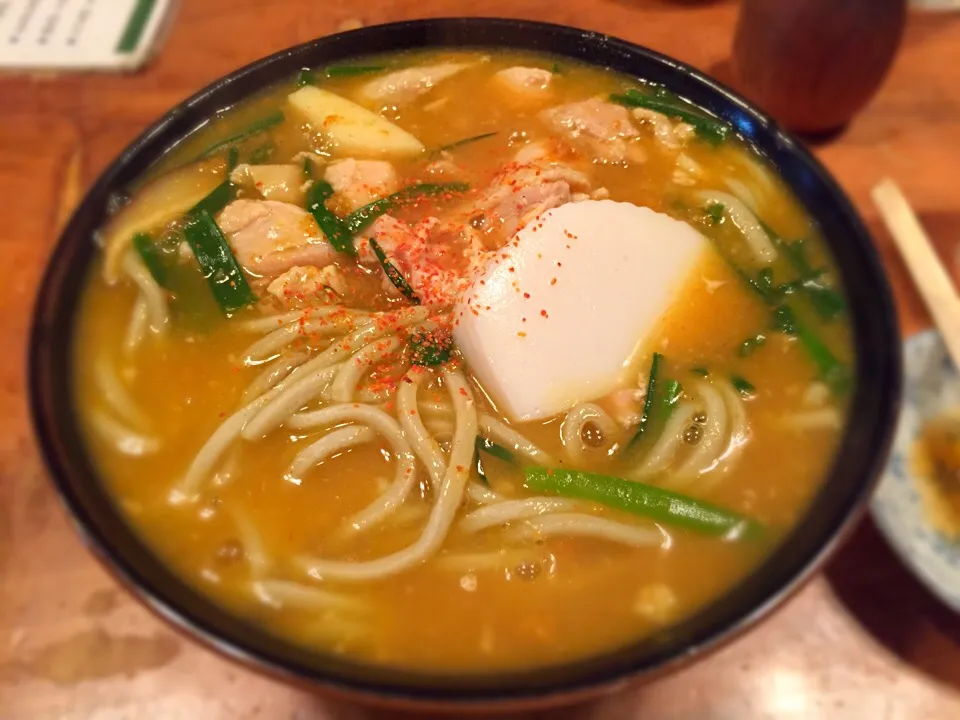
[3, 1, 960, 718]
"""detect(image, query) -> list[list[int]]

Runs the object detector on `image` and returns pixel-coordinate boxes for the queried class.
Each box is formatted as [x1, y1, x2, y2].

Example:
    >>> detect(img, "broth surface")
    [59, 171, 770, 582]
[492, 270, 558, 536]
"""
[75, 50, 853, 671]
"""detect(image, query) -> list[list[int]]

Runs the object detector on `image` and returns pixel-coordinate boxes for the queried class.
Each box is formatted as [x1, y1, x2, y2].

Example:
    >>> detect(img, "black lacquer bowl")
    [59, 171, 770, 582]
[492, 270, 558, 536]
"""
[28, 18, 901, 712]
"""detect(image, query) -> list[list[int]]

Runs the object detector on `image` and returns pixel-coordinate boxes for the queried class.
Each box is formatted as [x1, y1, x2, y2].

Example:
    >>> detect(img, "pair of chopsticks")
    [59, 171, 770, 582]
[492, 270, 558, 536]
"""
[872, 179, 960, 366]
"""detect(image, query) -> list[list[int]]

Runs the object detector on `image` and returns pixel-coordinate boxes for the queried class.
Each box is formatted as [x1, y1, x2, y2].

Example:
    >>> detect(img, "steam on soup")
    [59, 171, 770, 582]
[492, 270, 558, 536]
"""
[75, 50, 853, 671]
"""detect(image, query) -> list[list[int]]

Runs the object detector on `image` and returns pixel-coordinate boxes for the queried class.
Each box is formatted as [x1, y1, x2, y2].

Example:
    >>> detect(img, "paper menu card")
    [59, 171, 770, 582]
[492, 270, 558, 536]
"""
[0, 0, 177, 71]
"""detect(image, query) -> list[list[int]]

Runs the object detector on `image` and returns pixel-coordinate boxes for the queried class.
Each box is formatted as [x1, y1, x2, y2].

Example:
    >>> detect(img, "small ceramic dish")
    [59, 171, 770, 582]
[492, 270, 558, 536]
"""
[871, 328, 960, 611]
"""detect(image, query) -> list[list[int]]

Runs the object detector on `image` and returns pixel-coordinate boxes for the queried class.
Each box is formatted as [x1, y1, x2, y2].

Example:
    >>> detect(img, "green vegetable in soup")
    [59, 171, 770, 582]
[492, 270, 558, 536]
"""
[369, 238, 420, 304]
[691, 366, 710, 377]
[436, 132, 498, 153]
[345, 182, 470, 234]
[731, 375, 756, 397]
[296, 68, 315, 87]
[705, 201, 725, 225]
[610, 89, 728, 145]
[477, 437, 516, 465]
[409, 328, 453, 366]
[627, 352, 663, 450]
[306, 180, 355, 255]
[662, 379, 683, 413]
[324, 64, 387, 78]
[132, 232, 169, 287]
[195, 111, 286, 161]
[189, 181, 234, 219]
[182, 210, 256, 314]
[762, 222, 846, 321]
[524, 467, 761, 538]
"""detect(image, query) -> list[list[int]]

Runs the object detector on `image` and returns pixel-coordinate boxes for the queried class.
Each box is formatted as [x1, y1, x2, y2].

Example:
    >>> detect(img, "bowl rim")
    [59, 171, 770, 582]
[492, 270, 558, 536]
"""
[28, 16, 902, 709]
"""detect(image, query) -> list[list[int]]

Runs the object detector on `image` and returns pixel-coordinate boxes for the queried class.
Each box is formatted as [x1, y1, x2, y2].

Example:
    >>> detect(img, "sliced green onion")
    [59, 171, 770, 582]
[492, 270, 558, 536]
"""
[409, 328, 453, 366]
[436, 132, 498, 153]
[731, 375, 756, 398]
[771, 305, 797, 335]
[189, 181, 234, 218]
[369, 238, 419, 304]
[345, 182, 469, 234]
[323, 64, 386, 78]
[610, 89, 728, 145]
[663, 379, 683, 410]
[691, 366, 710, 377]
[195, 111, 285, 160]
[306, 180, 354, 255]
[550, 62, 562, 74]
[705, 201, 725, 225]
[524, 467, 761, 538]
[628, 352, 662, 449]
[132, 232, 168, 287]
[762, 222, 846, 321]
[710, 241, 848, 394]
[226, 147, 240, 173]
[477, 437, 516, 465]
[296, 68, 315, 87]
[183, 210, 256, 314]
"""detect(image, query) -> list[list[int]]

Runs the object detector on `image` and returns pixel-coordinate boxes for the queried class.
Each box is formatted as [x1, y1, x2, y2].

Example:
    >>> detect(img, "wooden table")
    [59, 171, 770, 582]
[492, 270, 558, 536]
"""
[2, 1, 960, 717]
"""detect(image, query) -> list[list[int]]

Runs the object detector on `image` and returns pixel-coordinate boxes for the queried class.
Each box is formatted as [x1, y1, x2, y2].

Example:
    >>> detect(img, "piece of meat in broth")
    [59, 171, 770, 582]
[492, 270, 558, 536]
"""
[359, 63, 469, 105]
[466, 162, 592, 247]
[540, 97, 641, 163]
[218, 199, 341, 279]
[323, 158, 398, 212]
[357, 214, 485, 306]
[266, 265, 347, 305]
[494, 67, 553, 96]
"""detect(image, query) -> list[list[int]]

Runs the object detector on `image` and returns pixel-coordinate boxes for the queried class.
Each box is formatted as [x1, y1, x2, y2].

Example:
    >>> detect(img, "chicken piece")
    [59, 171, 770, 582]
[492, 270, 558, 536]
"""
[323, 158, 398, 212]
[631, 107, 695, 151]
[540, 98, 640, 162]
[357, 215, 486, 306]
[359, 63, 469, 105]
[218, 199, 340, 278]
[465, 162, 592, 247]
[229, 163, 305, 204]
[266, 265, 346, 305]
[494, 67, 553, 96]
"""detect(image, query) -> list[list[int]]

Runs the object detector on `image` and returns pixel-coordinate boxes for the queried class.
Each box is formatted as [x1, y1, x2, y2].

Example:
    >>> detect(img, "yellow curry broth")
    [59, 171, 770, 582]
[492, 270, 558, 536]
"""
[75, 50, 852, 671]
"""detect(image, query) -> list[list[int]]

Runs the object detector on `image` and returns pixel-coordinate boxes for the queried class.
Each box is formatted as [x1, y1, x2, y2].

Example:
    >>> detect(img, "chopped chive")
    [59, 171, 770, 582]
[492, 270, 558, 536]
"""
[296, 68, 315, 87]
[182, 210, 256, 314]
[409, 327, 453, 366]
[738, 333, 767, 358]
[705, 201, 725, 225]
[610, 89, 728, 145]
[344, 182, 469, 234]
[709, 240, 848, 394]
[477, 437, 516, 465]
[550, 62, 562, 74]
[628, 353, 662, 449]
[226, 147, 240, 173]
[771, 305, 797, 335]
[663, 379, 683, 409]
[302, 156, 313, 178]
[306, 180, 354, 255]
[761, 221, 846, 321]
[189, 181, 234, 219]
[435, 131, 498, 153]
[323, 64, 386, 78]
[132, 233, 168, 287]
[691, 366, 710, 377]
[525, 467, 761, 538]
[195, 110, 285, 160]
[369, 238, 419, 304]
[731, 375, 756, 398]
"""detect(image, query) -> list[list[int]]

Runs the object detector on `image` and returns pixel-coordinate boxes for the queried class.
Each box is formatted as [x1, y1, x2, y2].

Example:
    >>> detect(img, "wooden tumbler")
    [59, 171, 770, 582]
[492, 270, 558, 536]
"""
[732, 0, 907, 134]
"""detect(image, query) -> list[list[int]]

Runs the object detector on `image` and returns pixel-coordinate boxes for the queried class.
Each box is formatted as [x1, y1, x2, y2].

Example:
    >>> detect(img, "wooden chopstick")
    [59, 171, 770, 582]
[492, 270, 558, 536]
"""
[871, 177, 960, 367]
